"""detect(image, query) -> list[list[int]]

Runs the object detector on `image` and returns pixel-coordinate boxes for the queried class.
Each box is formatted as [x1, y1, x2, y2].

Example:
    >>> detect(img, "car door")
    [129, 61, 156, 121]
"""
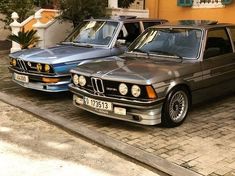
[201, 27, 235, 94]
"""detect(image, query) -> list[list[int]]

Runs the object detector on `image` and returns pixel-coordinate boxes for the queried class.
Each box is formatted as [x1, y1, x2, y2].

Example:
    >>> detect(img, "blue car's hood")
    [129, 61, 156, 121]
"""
[9, 45, 110, 65]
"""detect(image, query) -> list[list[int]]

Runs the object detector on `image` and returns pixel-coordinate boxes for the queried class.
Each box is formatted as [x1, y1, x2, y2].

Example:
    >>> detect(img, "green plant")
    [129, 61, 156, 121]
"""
[58, 0, 107, 27]
[8, 28, 39, 49]
[0, 0, 35, 27]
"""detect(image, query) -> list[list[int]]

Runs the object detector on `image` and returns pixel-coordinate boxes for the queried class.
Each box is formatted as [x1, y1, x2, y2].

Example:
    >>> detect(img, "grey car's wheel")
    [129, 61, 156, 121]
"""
[162, 87, 190, 127]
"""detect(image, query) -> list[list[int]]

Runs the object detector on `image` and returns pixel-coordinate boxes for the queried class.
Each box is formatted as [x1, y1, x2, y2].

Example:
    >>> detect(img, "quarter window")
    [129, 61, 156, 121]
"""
[205, 28, 233, 58]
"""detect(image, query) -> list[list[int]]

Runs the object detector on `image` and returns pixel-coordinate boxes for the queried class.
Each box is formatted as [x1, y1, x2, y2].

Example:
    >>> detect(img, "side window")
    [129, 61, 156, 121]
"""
[143, 21, 161, 29]
[204, 28, 233, 59]
[123, 22, 141, 44]
[229, 27, 235, 46]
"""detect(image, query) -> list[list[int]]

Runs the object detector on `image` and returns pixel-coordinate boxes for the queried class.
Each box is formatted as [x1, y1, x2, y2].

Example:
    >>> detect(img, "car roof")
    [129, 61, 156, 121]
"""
[84, 16, 167, 23]
[149, 20, 235, 30]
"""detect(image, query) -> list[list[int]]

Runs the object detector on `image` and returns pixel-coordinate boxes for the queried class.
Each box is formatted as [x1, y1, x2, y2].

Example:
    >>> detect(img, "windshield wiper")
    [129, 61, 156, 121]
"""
[72, 41, 93, 48]
[149, 50, 183, 61]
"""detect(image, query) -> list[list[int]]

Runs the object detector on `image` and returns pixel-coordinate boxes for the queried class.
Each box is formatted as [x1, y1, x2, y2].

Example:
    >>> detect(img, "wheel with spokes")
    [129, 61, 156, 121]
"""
[162, 87, 190, 127]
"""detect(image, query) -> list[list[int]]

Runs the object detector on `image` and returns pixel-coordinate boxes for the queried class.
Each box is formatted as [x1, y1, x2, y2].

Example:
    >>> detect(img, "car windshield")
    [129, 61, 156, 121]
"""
[64, 21, 119, 46]
[129, 28, 202, 59]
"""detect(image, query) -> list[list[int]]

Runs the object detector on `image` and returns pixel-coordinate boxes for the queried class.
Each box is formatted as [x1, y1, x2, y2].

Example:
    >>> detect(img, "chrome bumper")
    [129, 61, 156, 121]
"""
[9, 67, 70, 92]
[69, 84, 163, 125]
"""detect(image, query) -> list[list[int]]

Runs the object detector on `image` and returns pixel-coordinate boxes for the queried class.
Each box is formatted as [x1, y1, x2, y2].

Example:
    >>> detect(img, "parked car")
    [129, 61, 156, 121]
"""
[8, 16, 167, 92]
[69, 20, 235, 127]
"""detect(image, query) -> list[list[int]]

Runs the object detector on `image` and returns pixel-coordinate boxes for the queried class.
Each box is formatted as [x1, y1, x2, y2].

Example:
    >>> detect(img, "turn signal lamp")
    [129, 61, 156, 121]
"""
[42, 77, 60, 83]
[146, 86, 157, 99]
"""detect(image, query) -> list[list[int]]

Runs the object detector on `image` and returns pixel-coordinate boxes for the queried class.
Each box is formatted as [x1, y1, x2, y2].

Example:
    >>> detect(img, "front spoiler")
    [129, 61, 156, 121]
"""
[69, 84, 164, 125]
[9, 67, 70, 92]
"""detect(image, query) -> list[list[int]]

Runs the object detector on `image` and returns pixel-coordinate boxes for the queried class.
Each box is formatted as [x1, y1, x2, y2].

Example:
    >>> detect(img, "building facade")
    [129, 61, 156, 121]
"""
[145, 0, 235, 23]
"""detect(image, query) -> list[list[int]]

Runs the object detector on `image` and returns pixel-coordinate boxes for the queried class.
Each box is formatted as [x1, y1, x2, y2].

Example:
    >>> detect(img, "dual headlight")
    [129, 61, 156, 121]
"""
[119, 83, 141, 97]
[36, 63, 51, 73]
[73, 74, 86, 87]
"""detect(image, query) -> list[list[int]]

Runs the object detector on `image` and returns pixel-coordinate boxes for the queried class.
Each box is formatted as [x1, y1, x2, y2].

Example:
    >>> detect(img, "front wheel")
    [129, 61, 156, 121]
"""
[162, 87, 190, 127]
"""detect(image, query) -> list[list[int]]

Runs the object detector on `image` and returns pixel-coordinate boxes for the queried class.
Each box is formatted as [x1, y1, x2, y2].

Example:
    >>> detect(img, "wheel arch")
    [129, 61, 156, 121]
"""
[165, 81, 192, 106]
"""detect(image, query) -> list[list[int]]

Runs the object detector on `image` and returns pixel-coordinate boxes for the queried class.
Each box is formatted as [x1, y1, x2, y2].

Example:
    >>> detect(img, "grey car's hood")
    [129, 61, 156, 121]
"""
[9, 45, 109, 65]
[72, 56, 185, 84]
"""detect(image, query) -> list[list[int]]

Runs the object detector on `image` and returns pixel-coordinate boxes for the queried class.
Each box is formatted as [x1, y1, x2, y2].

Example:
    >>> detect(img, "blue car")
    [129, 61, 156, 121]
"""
[9, 17, 167, 92]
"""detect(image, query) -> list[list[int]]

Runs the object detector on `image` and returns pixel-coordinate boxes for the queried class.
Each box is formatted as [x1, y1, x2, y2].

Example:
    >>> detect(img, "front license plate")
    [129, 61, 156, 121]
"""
[84, 97, 113, 111]
[14, 73, 29, 83]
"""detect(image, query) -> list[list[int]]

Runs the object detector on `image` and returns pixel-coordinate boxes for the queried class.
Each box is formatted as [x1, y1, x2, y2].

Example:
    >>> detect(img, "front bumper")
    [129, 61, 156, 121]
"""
[69, 84, 164, 125]
[9, 67, 70, 92]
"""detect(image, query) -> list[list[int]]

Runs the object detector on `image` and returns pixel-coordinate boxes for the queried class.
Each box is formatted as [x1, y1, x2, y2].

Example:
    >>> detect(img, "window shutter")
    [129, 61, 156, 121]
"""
[222, 0, 233, 5]
[177, 0, 193, 6]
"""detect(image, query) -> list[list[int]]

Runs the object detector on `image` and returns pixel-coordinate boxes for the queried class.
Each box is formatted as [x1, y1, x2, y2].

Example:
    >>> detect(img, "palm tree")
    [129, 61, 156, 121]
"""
[8, 28, 39, 49]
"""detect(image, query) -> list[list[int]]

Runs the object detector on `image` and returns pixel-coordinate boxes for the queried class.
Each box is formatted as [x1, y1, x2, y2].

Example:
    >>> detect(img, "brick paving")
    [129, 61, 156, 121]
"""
[0, 54, 234, 176]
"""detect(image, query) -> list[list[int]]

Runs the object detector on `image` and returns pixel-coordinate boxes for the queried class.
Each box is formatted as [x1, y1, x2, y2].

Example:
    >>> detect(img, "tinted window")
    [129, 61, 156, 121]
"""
[143, 21, 161, 29]
[205, 28, 233, 58]
[123, 22, 141, 44]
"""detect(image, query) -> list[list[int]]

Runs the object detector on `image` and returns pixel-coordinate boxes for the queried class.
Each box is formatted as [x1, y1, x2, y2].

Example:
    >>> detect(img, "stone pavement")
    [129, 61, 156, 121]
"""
[0, 100, 165, 176]
[0, 53, 234, 176]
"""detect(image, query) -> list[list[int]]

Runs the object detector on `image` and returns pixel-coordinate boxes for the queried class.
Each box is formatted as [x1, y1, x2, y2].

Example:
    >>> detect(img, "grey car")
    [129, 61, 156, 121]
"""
[8, 17, 166, 92]
[69, 20, 235, 127]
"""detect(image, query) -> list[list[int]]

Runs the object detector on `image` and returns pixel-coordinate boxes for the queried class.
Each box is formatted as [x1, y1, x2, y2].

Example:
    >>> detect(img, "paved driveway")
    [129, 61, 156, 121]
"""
[0, 54, 234, 176]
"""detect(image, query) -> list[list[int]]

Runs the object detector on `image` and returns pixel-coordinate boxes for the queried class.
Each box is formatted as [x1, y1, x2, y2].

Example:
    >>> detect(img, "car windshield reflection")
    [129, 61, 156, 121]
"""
[129, 28, 202, 59]
[65, 21, 119, 46]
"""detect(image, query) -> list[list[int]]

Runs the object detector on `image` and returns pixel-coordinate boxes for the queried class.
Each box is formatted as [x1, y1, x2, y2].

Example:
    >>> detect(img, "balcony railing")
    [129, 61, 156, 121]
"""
[192, 0, 224, 8]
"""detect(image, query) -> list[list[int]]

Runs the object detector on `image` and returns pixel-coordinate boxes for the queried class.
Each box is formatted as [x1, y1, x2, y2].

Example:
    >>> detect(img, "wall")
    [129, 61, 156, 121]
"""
[146, 0, 235, 23]
[0, 14, 10, 40]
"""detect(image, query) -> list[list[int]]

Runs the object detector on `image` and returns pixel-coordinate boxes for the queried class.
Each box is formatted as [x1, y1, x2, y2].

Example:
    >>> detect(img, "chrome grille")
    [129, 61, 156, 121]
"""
[91, 77, 104, 94]
[17, 59, 28, 71]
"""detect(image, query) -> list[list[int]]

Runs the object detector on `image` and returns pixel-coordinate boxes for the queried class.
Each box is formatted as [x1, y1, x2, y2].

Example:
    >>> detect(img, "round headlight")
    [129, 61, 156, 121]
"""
[119, 83, 128, 95]
[131, 85, 141, 97]
[79, 75, 86, 86]
[73, 74, 79, 85]
[44, 64, 51, 72]
[27, 62, 32, 67]
[12, 59, 17, 66]
[36, 63, 42, 72]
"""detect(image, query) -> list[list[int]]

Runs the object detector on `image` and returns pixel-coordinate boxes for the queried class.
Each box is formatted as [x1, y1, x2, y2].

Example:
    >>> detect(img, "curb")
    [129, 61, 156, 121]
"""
[0, 91, 202, 176]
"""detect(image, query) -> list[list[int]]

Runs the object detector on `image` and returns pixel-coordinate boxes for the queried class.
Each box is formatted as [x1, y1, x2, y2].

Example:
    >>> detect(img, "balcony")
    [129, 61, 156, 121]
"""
[192, 0, 224, 8]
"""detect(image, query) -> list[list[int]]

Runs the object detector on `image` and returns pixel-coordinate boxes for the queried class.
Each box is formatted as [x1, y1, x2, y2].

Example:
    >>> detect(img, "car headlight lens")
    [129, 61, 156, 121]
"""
[27, 62, 32, 67]
[11, 59, 17, 66]
[131, 85, 141, 97]
[73, 74, 79, 85]
[79, 75, 86, 86]
[36, 63, 42, 72]
[44, 64, 51, 72]
[119, 83, 128, 95]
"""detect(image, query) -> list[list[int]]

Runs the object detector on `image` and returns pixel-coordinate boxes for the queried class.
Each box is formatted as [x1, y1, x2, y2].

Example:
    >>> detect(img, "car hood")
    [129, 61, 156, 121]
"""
[71, 56, 187, 85]
[9, 45, 109, 65]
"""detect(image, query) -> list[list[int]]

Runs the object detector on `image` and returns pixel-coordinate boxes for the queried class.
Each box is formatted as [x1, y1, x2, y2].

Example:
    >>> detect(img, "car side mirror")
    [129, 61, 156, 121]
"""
[204, 47, 221, 59]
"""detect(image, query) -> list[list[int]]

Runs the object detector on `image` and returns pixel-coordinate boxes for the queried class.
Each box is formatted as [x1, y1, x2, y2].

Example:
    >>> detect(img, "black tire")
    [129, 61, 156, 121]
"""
[161, 87, 190, 127]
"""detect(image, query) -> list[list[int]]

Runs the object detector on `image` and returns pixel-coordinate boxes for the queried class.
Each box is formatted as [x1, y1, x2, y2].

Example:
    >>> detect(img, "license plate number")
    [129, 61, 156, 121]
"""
[84, 97, 112, 111]
[14, 73, 29, 83]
